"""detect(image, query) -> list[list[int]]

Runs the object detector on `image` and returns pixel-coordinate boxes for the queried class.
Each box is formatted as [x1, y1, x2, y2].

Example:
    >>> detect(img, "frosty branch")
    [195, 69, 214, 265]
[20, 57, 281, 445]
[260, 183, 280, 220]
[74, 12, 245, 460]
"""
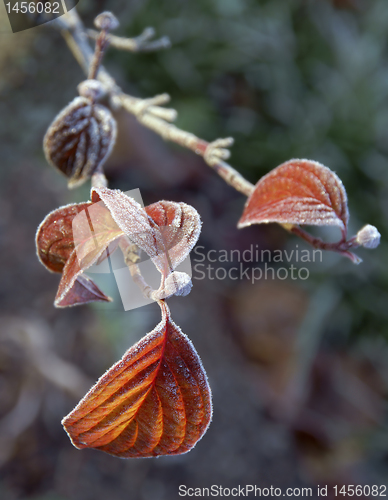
[34, 7, 382, 460]
[54, 8, 256, 199]
[50, 8, 380, 263]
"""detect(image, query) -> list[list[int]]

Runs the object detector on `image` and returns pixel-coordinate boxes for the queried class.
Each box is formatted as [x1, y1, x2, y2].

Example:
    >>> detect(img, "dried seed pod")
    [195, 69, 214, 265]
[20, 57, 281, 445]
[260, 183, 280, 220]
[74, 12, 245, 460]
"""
[43, 96, 117, 188]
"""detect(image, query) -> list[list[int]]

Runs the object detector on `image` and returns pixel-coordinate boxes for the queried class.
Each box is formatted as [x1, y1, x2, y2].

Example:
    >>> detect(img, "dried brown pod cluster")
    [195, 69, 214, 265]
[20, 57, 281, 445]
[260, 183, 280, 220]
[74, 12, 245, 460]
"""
[43, 80, 117, 188]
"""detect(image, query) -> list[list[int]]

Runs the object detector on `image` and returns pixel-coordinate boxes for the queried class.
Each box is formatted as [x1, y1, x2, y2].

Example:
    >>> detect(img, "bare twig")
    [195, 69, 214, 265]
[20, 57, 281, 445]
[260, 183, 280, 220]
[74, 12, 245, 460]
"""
[91, 171, 108, 188]
[277, 284, 342, 421]
[0, 317, 94, 465]
[54, 9, 254, 198]
[0, 378, 42, 466]
[87, 27, 171, 53]
[88, 29, 109, 80]
[88, 12, 119, 80]
[53, 8, 380, 261]
[2, 317, 93, 398]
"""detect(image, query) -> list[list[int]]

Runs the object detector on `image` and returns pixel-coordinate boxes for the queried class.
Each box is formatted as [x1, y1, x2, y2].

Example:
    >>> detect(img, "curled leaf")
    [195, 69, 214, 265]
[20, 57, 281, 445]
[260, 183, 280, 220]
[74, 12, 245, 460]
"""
[238, 159, 349, 232]
[93, 189, 201, 277]
[36, 202, 93, 273]
[62, 301, 212, 457]
[145, 200, 202, 274]
[91, 187, 162, 257]
[44, 97, 117, 188]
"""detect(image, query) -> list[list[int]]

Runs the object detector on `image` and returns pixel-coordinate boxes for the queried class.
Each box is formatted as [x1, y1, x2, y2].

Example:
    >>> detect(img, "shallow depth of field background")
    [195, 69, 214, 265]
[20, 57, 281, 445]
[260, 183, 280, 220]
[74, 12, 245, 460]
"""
[0, 0, 388, 498]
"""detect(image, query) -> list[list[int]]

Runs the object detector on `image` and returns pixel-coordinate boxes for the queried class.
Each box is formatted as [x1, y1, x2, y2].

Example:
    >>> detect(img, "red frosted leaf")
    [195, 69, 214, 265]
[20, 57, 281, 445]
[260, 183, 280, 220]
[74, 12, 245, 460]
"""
[93, 188, 201, 277]
[62, 301, 212, 457]
[36, 202, 93, 273]
[238, 159, 349, 231]
[145, 201, 201, 275]
[92, 187, 163, 259]
[36, 202, 116, 306]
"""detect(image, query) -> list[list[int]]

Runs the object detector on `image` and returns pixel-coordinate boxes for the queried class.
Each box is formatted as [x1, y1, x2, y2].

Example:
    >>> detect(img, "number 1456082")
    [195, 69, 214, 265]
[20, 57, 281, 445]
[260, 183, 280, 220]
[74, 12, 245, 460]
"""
[333, 485, 386, 497]
[5, 2, 61, 14]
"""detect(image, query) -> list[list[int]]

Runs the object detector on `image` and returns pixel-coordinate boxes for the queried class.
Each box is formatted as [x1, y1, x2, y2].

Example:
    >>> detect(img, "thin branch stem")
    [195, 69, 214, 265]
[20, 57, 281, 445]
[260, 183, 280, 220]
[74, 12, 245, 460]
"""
[119, 238, 155, 300]
[87, 28, 171, 53]
[290, 225, 362, 264]
[91, 171, 108, 188]
[88, 29, 109, 80]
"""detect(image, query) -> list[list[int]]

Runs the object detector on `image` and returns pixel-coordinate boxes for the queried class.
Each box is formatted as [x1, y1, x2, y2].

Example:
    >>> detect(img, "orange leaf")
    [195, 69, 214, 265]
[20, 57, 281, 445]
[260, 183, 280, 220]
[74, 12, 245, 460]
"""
[238, 159, 349, 231]
[62, 301, 212, 457]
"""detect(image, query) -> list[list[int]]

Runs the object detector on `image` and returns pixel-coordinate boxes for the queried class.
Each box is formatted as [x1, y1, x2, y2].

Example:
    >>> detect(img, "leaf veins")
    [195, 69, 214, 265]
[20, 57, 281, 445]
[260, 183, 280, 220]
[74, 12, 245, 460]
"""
[238, 159, 349, 231]
[62, 301, 212, 457]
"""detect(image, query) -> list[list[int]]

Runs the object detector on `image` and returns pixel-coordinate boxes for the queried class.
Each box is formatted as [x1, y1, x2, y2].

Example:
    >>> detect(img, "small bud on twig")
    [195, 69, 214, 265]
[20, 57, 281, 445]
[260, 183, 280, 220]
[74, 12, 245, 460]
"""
[355, 224, 381, 249]
[94, 12, 119, 32]
[204, 137, 234, 165]
[77, 79, 106, 102]
[151, 272, 193, 300]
